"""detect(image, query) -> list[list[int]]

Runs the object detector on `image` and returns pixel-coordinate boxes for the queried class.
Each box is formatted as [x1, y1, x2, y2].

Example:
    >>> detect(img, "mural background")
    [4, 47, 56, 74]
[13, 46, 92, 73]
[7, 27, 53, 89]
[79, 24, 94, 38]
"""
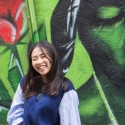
[0, 0, 125, 125]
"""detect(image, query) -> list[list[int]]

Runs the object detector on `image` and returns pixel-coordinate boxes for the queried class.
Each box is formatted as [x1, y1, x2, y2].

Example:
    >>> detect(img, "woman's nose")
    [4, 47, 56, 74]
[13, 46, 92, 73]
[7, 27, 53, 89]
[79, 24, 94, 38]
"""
[37, 58, 43, 64]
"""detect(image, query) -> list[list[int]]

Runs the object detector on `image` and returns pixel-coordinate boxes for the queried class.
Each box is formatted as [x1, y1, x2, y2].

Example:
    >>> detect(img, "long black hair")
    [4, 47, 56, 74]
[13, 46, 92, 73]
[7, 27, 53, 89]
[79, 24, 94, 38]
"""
[22, 40, 69, 99]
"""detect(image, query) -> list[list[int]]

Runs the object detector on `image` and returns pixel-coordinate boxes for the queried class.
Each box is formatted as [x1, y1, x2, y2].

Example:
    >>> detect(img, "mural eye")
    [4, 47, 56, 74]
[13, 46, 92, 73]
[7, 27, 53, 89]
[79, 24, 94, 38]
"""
[95, 6, 124, 26]
[98, 6, 120, 19]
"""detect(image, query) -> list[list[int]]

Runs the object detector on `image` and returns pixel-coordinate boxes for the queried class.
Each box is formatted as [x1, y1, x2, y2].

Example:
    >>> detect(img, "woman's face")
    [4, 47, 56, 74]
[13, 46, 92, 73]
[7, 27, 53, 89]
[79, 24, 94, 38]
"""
[31, 47, 52, 81]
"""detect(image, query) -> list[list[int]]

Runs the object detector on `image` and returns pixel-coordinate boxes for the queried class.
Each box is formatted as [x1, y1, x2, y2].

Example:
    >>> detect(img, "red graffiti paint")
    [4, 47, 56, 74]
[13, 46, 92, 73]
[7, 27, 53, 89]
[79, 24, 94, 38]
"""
[0, 0, 24, 44]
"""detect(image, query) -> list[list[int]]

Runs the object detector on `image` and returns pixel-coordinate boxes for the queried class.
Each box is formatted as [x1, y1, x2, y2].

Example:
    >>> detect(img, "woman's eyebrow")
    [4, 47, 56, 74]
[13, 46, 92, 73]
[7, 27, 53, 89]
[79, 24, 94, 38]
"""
[32, 52, 47, 58]
[31, 56, 37, 59]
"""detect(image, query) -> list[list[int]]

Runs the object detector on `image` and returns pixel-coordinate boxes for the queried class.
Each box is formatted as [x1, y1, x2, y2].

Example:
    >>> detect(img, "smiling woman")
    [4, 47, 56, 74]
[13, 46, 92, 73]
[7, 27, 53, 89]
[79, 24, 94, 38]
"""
[31, 47, 52, 79]
[7, 40, 81, 125]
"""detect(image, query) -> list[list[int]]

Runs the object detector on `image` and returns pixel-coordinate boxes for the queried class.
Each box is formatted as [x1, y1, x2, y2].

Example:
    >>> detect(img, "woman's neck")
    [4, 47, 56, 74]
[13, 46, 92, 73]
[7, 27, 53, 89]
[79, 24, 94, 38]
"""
[41, 76, 48, 84]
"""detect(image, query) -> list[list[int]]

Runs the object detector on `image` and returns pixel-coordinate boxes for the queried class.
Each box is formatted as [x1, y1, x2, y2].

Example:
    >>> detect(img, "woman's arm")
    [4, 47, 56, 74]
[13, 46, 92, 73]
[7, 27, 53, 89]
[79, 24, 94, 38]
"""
[7, 83, 24, 125]
[59, 89, 81, 125]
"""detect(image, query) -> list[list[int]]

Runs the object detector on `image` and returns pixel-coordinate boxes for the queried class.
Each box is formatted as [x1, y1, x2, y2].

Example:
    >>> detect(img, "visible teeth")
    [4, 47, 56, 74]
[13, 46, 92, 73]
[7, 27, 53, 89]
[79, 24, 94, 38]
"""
[39, 66, 46, 69]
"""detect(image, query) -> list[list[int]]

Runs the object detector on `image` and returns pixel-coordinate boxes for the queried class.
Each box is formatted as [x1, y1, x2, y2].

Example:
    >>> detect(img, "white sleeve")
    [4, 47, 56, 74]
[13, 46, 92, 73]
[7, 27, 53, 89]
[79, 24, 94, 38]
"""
[7, 84, 24, 125]
[59, 90, 81, 125]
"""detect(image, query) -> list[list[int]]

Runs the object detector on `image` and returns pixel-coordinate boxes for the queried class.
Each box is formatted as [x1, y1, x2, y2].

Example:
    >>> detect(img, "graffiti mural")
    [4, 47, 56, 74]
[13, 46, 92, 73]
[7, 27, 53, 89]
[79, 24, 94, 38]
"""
[51, 0, 125, 125]
[0, 0, 47, 124]
[1, 0, 125, 124]
[0, 0, 29, 124]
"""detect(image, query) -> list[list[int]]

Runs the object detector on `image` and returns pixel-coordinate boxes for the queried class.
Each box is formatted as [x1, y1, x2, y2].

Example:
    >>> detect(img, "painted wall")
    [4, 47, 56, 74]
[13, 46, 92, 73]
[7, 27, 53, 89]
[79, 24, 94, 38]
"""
[0, 0, 125, 125]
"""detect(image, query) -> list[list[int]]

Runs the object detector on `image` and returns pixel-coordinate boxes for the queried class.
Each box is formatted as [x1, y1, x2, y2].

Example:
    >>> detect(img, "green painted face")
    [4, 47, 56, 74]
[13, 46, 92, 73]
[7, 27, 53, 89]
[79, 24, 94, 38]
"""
[78, 3, 125, 87]
[92, 6, 125, 66]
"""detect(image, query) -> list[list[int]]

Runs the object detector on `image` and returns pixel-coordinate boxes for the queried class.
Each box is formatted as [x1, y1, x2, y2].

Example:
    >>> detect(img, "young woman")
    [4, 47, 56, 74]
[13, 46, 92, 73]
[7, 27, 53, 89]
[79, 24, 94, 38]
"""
[7, 41, 81, 125]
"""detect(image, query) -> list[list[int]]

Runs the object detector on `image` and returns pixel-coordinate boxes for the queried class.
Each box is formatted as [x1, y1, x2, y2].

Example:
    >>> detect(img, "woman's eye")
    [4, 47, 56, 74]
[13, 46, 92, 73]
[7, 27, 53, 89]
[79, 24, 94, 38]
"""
[32, 58, 37, 61]
[41, 55, 46, 59]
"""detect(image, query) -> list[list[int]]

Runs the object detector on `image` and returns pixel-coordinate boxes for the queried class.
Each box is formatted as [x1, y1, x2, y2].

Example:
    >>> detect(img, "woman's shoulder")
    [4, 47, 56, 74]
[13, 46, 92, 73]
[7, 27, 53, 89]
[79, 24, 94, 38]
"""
[62, 77, 75, 92]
